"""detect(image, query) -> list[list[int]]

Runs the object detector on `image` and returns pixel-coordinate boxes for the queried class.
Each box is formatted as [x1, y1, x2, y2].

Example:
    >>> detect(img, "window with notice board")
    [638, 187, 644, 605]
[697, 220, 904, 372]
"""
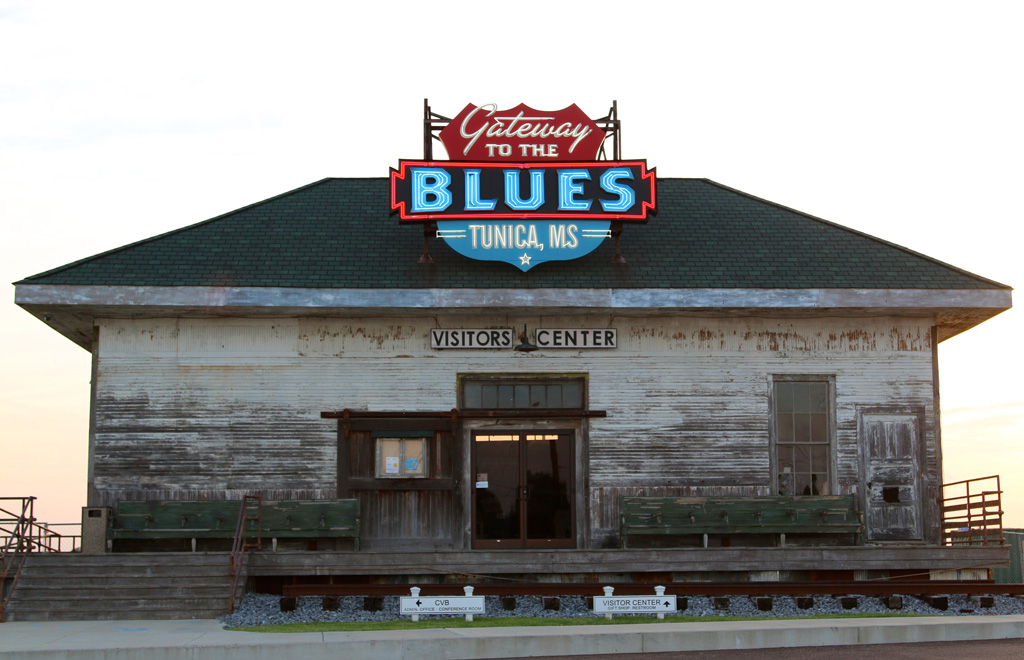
[374, 432, 430, 478]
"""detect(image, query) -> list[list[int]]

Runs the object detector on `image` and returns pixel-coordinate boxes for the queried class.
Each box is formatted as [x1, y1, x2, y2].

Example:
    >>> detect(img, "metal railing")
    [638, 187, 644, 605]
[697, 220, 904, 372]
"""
[228, 496, 262, 614]
[942, 475, 1004, 546]
[1, 497, 82, 621]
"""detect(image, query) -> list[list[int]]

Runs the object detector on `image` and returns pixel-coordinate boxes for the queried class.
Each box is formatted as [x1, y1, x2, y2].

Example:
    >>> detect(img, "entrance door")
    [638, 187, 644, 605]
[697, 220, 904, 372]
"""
[860, 412, 924, 541]
[472, 431, 574, 549]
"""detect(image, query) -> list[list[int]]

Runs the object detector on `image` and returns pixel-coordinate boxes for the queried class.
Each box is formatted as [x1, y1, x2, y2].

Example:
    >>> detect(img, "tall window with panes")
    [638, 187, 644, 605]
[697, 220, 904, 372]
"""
[773, 379, 831, 496]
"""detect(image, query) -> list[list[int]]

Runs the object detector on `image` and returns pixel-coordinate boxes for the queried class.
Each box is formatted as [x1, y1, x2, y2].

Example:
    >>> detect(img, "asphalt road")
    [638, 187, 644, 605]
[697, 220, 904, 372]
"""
[506, 639, 1024, 659]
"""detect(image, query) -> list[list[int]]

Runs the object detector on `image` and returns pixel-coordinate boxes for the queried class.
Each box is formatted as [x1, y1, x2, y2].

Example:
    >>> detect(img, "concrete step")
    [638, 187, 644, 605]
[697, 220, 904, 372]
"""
[4, 607, 229, 621]
[4, 552, 244, 621]
[17, 566, 231, 579]
[16, 575, 231, 588]
[24, 552, 230, 567]
[8, 597, 230, 612]
[12, 585, 231, 599]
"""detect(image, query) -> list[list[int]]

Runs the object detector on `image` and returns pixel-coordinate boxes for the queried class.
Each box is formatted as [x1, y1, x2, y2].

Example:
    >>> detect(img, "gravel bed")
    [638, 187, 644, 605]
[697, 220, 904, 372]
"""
[221, 592, 1024, 628]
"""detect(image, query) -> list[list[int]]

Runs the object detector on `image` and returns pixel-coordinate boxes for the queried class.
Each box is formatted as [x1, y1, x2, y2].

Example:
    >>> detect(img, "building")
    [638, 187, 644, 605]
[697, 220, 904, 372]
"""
[12, 104, 1013, 588]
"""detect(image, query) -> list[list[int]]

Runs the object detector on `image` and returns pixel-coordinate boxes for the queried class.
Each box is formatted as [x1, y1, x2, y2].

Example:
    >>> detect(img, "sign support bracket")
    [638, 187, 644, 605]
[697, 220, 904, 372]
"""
[419, 222, 436, 264]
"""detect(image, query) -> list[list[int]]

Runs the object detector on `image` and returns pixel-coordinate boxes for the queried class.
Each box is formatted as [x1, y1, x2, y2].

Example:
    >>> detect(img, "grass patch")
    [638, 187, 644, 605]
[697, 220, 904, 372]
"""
[228, 612, 919, 633]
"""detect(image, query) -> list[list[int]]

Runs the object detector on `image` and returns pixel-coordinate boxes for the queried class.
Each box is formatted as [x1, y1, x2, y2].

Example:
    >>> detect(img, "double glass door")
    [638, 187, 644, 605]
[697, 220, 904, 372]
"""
[472, 431, 574, 549]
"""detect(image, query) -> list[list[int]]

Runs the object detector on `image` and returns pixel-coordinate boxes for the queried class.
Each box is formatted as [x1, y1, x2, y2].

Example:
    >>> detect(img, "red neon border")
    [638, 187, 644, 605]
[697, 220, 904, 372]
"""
[389, 160, 656, 222]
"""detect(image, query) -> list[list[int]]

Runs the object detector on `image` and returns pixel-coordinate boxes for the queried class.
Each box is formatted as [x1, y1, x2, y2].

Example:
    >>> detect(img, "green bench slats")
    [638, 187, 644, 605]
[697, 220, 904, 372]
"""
[110, 499, 360, 549]
[619, 495, 862, 548]
[260, 500, 360, 538]
[110, 501, 241, 539]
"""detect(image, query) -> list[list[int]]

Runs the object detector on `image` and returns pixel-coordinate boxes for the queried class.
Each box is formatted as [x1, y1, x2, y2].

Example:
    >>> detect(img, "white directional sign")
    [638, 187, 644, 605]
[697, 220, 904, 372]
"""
[593, 596, 677, 614]
[400, 596, 485, 615]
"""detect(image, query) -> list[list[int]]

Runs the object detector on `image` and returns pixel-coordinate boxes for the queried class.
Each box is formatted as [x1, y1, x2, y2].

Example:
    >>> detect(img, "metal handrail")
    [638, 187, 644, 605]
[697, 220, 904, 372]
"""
[1, 497, 35, 622]
[1, 497, 84, 622]
[228, 496, 261, 614]
[942, 475, 1004, 546]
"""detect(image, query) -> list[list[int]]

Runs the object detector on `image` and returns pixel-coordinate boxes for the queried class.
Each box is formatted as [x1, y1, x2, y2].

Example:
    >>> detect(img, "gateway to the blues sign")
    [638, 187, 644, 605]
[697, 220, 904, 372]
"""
[390, 103, 656, 272]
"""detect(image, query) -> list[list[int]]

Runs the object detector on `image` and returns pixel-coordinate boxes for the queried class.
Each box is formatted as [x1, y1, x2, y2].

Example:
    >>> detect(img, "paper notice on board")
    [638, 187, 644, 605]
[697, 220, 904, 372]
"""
[385, 456, 400, 474]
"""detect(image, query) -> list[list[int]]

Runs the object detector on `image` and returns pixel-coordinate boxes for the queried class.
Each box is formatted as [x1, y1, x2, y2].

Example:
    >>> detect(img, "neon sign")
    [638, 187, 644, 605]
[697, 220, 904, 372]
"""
[392, 102, 656, 272]
[390, 161, 655, 221]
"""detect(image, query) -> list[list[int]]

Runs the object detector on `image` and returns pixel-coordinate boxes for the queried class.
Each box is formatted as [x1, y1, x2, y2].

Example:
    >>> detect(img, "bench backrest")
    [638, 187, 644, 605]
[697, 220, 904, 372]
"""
[260, 500, 360, 533]
[620, 495, 860, 533]
[113, 499, 360, 535]
[113, 500, 242, 533]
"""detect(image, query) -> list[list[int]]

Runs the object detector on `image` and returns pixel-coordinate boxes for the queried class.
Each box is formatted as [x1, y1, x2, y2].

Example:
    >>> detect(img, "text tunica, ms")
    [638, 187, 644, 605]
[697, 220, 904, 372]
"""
[466, 223, 587, 251]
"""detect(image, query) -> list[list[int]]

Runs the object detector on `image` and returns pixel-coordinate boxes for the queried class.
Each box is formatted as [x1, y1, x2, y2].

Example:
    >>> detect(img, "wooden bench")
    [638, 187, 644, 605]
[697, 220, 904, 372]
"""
[110, 499, 360, 550]
[619, 495, 862, 548]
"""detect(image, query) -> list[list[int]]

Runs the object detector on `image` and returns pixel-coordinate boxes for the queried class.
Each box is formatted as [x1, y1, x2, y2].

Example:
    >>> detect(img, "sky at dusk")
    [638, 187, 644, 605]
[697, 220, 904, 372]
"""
[2, 1, 1021, 528]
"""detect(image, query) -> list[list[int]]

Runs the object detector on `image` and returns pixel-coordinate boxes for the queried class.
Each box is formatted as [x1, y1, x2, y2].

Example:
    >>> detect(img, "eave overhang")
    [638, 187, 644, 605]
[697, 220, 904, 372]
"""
[15, 283, 1012, 351]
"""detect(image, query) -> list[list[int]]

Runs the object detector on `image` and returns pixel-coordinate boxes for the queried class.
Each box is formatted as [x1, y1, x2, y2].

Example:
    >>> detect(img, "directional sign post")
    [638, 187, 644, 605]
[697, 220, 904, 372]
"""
[401, 587, 485, 621]
[594, 586, 676, 620]
[593, 596, 676, 614]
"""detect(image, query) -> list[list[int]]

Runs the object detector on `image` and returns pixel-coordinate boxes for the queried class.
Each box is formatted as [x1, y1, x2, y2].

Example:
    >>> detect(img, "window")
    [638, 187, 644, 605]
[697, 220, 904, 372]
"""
[462, 377, 585, 410]
[375, 437, 429, 478]
[773, 379, 832, 496]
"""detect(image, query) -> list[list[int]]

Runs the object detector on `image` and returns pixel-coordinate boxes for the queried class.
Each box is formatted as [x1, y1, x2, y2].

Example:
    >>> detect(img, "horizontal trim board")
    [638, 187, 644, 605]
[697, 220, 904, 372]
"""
[16, 284, 1012, 312]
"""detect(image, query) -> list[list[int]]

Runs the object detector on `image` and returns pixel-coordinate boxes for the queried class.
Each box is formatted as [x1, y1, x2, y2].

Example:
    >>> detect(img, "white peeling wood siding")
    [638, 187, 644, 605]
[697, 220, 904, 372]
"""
[91, 314, 938, 547]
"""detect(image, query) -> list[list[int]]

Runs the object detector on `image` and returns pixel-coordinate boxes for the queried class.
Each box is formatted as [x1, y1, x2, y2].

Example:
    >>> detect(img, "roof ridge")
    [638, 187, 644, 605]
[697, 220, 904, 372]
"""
[14, 177, 338, 285]
[698, 178, 1011, 290]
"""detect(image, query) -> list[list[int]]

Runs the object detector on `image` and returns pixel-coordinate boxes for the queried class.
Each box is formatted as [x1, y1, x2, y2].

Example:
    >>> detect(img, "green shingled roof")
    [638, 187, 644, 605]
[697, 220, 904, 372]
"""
[17, 178, 1008, 290]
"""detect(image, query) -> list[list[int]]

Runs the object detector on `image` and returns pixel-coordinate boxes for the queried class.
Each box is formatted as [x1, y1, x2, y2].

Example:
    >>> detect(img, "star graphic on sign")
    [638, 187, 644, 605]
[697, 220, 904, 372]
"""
[519, 253, 532, 266]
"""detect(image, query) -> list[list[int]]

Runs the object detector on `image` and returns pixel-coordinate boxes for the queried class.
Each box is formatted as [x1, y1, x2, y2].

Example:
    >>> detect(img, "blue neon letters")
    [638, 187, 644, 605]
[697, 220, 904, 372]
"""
[463, 170, 496, 210]
[411, 169, 452, 212]
[558, 169, 592, 211]
[599, 168, 634, 212]
[504, 170, 545, 210]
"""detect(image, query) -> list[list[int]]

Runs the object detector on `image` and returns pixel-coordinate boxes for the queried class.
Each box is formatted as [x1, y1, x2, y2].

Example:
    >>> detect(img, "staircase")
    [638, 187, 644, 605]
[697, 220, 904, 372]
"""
[2, 552, 240, 621]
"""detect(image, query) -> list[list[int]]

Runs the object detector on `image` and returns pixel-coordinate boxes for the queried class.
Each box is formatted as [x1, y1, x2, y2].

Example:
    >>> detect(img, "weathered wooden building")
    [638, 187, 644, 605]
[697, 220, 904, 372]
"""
[14, 176, 1012, 582]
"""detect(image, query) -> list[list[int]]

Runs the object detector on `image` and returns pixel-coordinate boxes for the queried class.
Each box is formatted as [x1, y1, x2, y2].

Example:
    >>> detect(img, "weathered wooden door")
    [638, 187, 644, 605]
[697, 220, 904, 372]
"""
[860, 412, 924, 541]
[472, 431, 574, 549]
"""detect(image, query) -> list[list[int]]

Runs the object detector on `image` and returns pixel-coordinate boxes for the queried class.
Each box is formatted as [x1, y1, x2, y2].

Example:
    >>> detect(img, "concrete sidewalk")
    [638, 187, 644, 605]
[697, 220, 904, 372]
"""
[2, 615, 1023, 659]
